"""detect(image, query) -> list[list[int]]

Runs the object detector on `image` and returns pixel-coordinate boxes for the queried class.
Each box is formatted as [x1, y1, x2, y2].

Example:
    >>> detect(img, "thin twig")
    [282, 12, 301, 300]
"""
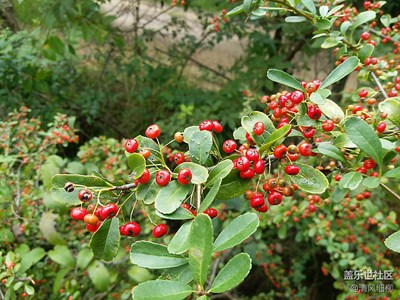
[207, 257, 220, 290]
[370, 72, 388, 99]
[110, 183, 137, 191]
[380, 182, 400, 202]
[196, 184, 202, 211]
[139, 5, 174, 29]
[0, 287, 4, 300]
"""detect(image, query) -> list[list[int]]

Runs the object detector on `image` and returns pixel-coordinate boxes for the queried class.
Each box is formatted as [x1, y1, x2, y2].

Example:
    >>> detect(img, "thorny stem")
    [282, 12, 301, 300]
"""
[370, 72, 389, 99]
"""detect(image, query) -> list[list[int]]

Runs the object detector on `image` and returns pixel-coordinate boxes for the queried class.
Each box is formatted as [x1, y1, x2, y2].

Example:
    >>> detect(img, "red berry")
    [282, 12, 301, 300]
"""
[199, 120, 214, 131]
[145, 124, 161, 139]
[307, 105, 322, 120]
[352, 105, 363, 114]
[290, 90, 304, 104]
[285, 165, 300, 175]
[245, 148, 260, 161]
[358, 89, 369, 98]
[122, 222, 141, 236]
[70, 207, 88, 220]
[253, 159, 265, 174]
[78, 190, 93, 202]
[84, 214, 99, 226]
[203, 208, 218, 218]
[86, 222, 101, 232]
[361, 32, 370, 40]
[253, 122, 265, 136]
[152, 224, 168, 238]
[255, 204, 269, 213]
[298, 142, 313, 156]
[301, 126, 316, 139]
[273, 144, 287, 159]
[212, 121, 223, 133]
[239, 169, 255, 179]
[250, 196, 265, 208]
[245, 132, 255, 144]
[308, 204, 317, 213]
[125, 139, 139, 153]
[363, 159, 376, 169]
[222, 140, 237, 153]
[137, 169, 151, 185]
[174, 152, 185, 165]
[267, 192, 283, 205]
[100, 203, 119, 220]
[177, 168, 192, 185]
[321, 120, 335, 132]
[334, 174, 342, 181]
[376, 122, 386, 133]
[236, 156, 251, 171]
[156, 170, 171, 186]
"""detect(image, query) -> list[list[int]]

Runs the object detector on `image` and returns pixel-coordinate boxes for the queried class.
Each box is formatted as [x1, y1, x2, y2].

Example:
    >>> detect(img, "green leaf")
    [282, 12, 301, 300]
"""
[233, 127, 247, 142]
[216, 170, 251, 200]
[189, 131, 213, 165]
[87, 261, 110, 291]
[290, 163, 329, 194]
[132, 280, 193, 300]
[226, 4, 244, 17]
[128, 266, 154, 283]
[359, 44, 374, 63]
[317, 143, 347, 164]
[155, 181, 191, 214]
[183, 126, 199, 143]
[310, 91, 326, 105]
[333, 133, 357, 148]
[241, 111, 275, 145]
[259, 124, 291, 154]
[0, 228, 14, 242]
[209, 253, 252, 293]
[206, 160, 233, 188]
[135, 135, 161, 162]
[319, 5, 329, 17]
[301, 0, 316, 14]
[159, 265, 193, 284]
[213, 213, 259, 252]
[380, 14, 391, 28]
[131, 241, 187, 269]
[77, 248, 94, 270]
[127, 153, 146, 179]
[351, 11, 376, 30]
[340, 21, 351, 35]
[339, 171, 363, 190]
[199, 179, 222, 213]
[385, 231, 400, 253]
[320, 56, 359, 89]
[136, 170, 162, 204]
[39, 212, 66, 245]
[16, 248, 45, 275]
[285, 16, 307, 22]
[156, 207, 194, 220]
[51, 174, 114, 206]
[24, 285, 34, 296]
[188, 214, 213, 287]
[327, 5, 344, 17]
[362, 177, 380, 189]
[90, 218, 120, 262]
[48, 245, 75, 268]
[168, 221, 193, 254]
[379, 98, 400, 127]
[384, 167, 400, 179]
[174, 162, 209, 184]
[267, 69, 304, 91]
[344, 117, 383, 172]
[46, 36, 65, 55]
[243, 0, 251, 13]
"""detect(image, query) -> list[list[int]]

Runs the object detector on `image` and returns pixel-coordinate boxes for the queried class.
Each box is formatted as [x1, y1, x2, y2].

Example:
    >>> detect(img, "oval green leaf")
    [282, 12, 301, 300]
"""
[189, 131, 213, 165]
[385, 230, 400, 253]
[317, 142, 347, 164]
[259, 124, 291, 154]
[379, 97, 400, 127]
[213, 213, 259, 252]
[130, 241, 188, 269]
[290, 163, 329, 194]
[267, 69, 304, 91]
[168, 221, 193, 254]
[344, 117, 383, 172]
[156, 207, 195, 220]
[319, 99, 345, 120]
[209, 253, 252, 293]
[155, 181, 192, 214]
[320, 56, 359, 89]
[88, 261, 110, 292]
[206, 160, 233, 188]
[90, 218, 120, 262]
[339, 171, 363, 190]
[199, 179, 222, 213]
[189, 214, 213, 287]
[216, 170, 251, 200]
[241, 111, 275, 145]
[132, 280, 193, 300]
[384, 167, 400, 179]
[127, 153, 146, 179]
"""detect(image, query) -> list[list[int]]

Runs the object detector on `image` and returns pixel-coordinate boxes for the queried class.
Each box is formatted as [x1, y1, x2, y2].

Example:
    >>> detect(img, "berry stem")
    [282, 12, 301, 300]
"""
[196, 184, 202, 212]
[370, 72, 388, 99]
[380, 182, 400, 202]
